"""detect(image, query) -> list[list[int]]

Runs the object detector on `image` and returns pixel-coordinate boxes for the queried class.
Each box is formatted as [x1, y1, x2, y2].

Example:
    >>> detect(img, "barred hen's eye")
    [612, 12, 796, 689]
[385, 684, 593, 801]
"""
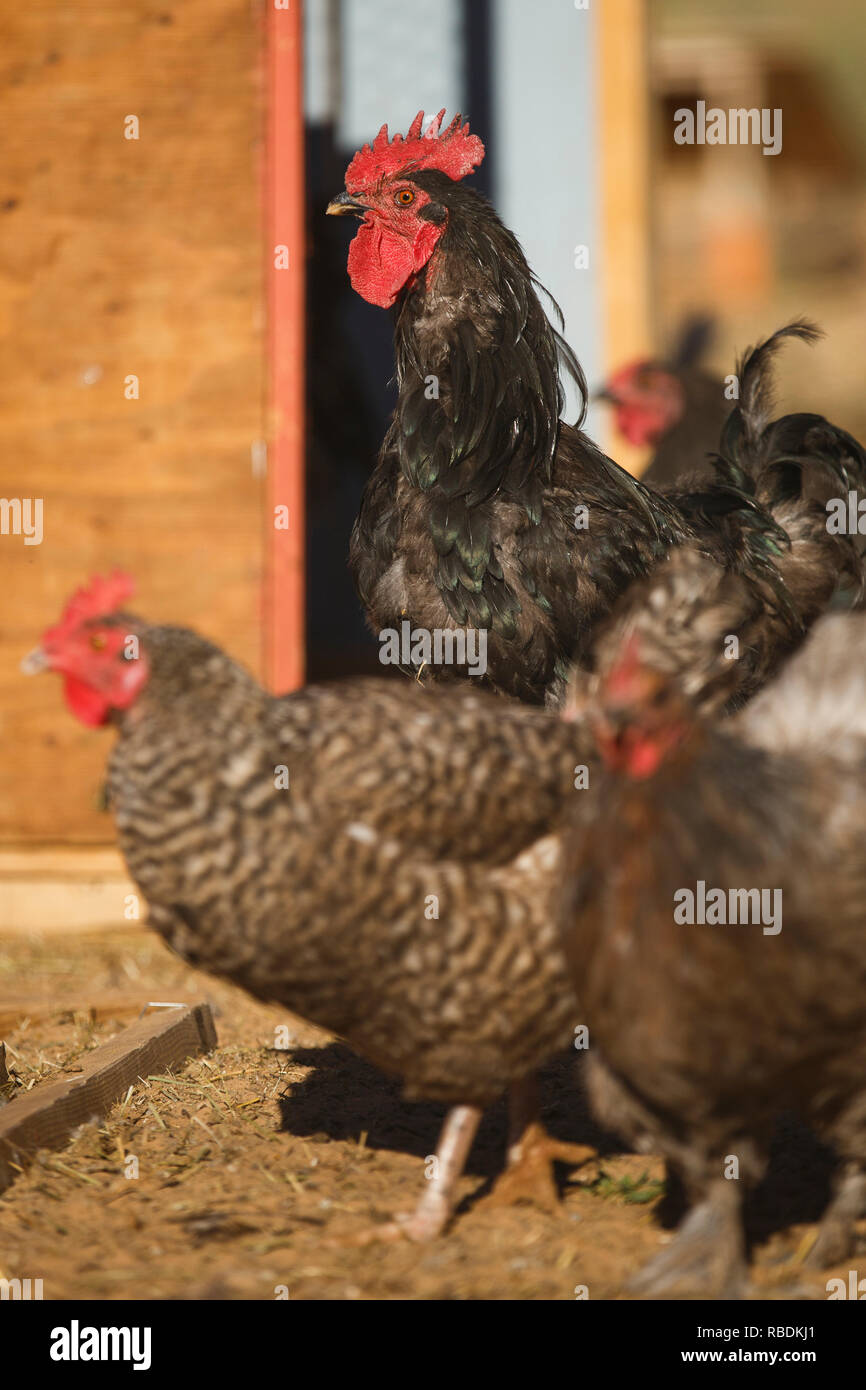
[395, 188, 415, 207]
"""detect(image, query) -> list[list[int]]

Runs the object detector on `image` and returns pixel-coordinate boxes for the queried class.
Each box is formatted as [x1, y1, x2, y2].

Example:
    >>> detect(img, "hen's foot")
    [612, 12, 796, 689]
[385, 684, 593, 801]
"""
[329, 1102, 482, 1246]
[334, 1206, 449, 1248]
[481, 1122, 596, 1214]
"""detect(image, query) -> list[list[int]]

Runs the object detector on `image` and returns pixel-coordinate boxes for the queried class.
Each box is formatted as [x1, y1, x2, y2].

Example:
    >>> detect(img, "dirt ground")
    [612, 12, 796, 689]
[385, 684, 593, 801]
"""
[0, 926, 857, 1301]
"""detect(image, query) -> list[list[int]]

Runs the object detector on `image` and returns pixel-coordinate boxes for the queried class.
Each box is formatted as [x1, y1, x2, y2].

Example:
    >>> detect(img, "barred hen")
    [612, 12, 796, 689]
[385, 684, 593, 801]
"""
[559, 562, 866, 1297]
[330, 112, 865, 703]
[25, 574, 595, 1240]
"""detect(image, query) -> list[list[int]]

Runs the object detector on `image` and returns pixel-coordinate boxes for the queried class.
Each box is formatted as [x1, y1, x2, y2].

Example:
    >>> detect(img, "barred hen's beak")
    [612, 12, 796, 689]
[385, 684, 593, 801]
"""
[593, 386, 617, 404]
[21, 647, 49, 675]
[326, 192, 370, 218]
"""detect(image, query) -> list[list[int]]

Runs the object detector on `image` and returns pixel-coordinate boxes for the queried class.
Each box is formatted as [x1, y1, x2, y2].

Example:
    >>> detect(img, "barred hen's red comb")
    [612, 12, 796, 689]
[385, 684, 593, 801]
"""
[44, 571, 136, 642]
[345, 110, 485, 190]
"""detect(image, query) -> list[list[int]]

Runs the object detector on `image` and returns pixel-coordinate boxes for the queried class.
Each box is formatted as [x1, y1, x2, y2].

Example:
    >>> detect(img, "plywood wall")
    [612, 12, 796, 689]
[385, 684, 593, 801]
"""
[597, 0, 652, 477]
[0, 3, 266, 842]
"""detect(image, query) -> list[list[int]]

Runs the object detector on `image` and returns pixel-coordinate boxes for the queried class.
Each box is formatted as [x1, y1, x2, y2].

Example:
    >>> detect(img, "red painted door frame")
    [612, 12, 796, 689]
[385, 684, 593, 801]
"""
[265, 0, 305, 693]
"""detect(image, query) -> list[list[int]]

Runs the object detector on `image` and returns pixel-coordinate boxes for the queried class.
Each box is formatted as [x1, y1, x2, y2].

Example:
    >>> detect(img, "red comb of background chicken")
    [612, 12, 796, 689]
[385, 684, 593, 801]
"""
[43, 570, 136, 644]
[345, 109, 484, 190]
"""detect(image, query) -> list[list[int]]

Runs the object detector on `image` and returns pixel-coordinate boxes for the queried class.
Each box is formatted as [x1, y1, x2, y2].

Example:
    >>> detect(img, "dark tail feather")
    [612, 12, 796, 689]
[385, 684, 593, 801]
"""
[717, 320, 866, 620]
[733, 318, 822, 456]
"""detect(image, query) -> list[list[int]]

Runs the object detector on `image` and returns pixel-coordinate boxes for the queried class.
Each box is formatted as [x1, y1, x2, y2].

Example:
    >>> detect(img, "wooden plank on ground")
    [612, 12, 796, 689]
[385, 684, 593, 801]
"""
[0, 1043, 12, 1105]
[0, 1003, 217, 1194]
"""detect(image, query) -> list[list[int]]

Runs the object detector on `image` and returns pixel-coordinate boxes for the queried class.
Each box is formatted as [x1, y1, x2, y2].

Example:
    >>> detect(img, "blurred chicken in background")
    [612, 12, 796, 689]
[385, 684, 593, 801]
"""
[597, 316, 728, 487]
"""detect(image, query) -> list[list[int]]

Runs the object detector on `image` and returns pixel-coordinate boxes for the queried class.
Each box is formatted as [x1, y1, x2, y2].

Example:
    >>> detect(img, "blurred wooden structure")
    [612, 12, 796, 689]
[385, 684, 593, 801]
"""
[0, 848, 134, 932]
[597, 0, 652, 477]
[652, 36, 774, 312]
[0, 2, 304, 847]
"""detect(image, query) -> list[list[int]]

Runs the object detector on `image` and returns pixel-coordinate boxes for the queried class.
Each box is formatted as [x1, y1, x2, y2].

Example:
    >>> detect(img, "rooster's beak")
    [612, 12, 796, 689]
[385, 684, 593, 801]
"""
[326, 192, 370, 218]
[21, 646, 49, 675]
[593, 386, 617, 404]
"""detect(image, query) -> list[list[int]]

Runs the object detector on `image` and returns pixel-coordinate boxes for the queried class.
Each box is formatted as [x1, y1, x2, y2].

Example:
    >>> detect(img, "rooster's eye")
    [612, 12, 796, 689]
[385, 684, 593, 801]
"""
[395, 189, 415, 207]
[90, 633, 107, 651]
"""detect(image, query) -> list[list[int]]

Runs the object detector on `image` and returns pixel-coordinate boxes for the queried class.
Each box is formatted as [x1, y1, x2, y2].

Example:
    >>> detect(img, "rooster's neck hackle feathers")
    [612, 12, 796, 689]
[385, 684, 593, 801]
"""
[393, 171, 587, 486]
[384, 171, 588, 641]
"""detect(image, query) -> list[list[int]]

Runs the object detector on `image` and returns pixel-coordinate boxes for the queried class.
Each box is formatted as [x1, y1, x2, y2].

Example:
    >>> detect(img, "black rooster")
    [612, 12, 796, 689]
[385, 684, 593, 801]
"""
[329, 113, 866, 704]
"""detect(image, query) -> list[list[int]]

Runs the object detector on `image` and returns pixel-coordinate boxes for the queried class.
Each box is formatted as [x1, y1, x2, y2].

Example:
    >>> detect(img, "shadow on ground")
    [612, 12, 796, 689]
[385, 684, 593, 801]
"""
[279, 1040, 839, 1243]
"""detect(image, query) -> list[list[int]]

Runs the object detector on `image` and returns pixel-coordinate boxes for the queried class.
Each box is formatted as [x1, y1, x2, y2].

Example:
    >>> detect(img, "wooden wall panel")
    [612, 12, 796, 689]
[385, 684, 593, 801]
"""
[0, 2, 265, 842]
[597, 0, 653, 477]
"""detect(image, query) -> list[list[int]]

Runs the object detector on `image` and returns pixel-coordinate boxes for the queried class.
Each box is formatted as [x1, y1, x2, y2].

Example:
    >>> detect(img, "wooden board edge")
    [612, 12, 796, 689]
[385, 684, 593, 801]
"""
[0, 1002, 217, 1195]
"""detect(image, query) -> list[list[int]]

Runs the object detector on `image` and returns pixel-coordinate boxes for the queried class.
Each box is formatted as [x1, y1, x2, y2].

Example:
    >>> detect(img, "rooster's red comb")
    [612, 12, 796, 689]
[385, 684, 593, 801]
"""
[44, 571, 136, 642]
[345, 109, 485, 190]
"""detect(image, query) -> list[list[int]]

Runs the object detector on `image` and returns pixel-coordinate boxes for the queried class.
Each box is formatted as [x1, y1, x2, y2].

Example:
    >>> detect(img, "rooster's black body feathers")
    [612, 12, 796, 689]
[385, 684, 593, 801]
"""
[349, 181, 860, 703]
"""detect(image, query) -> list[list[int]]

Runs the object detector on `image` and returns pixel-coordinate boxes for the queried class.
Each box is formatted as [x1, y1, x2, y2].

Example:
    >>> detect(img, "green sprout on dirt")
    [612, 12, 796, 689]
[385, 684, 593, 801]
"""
[587, 1168, 665, 1205]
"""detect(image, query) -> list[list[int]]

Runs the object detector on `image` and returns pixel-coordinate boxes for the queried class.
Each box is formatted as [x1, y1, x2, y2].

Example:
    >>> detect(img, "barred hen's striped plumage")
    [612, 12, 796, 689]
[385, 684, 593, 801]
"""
[107, 630, 584, 1100]
[30, 582, 593, 1235]
[559, 583, 866, 1297]
[331, 116, 866, 704]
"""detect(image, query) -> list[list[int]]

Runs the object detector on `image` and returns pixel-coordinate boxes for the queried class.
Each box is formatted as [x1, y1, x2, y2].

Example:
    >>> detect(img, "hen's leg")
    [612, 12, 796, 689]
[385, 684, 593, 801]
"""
[805, 1161, 866, 1268]
[805, 1080, 866, 1267]
[343, 1103, 482, 1245]
[630, 1175, 748, 1299]
[481, 1074, 596, 1213]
